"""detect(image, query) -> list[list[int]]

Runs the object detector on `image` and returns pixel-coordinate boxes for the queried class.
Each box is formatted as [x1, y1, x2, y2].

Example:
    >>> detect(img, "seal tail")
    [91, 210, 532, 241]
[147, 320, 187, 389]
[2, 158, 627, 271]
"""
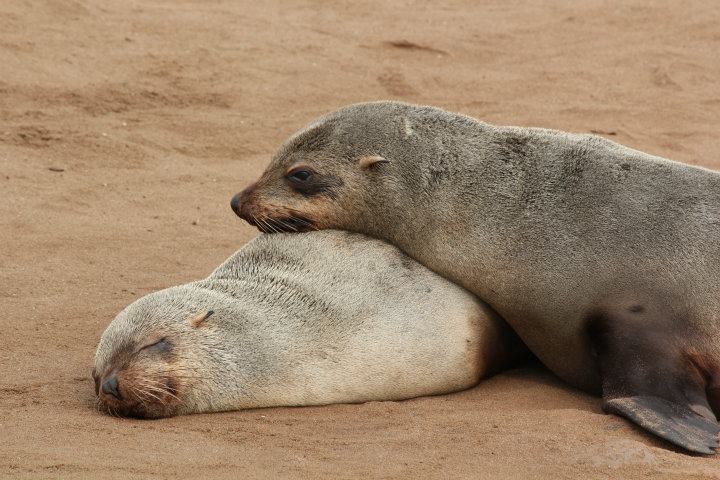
[587, 305, 720, 455]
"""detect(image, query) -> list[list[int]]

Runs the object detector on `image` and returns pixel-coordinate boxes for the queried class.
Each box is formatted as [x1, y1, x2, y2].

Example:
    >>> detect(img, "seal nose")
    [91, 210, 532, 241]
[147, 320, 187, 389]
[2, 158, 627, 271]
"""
[101, 375, 121, 399]
[230, 184, 257, 220]
[230, 192, 242, 216]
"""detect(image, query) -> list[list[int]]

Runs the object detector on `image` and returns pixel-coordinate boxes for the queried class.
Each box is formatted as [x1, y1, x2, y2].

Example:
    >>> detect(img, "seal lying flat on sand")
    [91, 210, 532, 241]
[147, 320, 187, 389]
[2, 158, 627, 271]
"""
[231, 101, 720, 453]
[93, 230, 525, 418]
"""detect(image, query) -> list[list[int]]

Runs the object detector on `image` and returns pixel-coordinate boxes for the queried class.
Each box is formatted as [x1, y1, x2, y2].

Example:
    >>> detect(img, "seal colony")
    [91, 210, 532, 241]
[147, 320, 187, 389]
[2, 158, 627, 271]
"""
[94, 230, 525, 418]
[231, 101, 720, 454]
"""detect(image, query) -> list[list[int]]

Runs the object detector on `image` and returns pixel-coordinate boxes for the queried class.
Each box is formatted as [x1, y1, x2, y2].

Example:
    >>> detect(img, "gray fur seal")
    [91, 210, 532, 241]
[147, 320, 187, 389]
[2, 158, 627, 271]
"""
[231, 101, 720, 454]
[93, 230, 525, 418]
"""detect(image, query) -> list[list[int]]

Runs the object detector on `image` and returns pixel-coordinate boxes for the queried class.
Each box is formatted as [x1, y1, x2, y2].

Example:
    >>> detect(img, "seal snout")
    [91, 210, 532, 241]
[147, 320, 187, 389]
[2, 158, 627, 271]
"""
[230, 184, 315, 233]
[94, 369, 168, 418]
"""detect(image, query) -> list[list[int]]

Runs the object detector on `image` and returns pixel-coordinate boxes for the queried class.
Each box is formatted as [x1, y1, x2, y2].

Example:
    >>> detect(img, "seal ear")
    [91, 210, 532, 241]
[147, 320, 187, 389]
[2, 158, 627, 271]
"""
[358, 155, 389, 170]
[189, 310, 214, 328]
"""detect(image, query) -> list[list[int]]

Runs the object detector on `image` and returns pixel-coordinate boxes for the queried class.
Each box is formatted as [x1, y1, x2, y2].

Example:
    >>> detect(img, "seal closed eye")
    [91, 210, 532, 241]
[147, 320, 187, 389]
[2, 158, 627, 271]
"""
[233, 100, 720, 454]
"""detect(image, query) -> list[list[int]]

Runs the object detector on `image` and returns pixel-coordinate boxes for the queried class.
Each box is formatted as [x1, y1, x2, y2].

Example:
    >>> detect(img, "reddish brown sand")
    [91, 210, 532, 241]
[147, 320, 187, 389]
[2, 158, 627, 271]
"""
[2, 1, 720, 478]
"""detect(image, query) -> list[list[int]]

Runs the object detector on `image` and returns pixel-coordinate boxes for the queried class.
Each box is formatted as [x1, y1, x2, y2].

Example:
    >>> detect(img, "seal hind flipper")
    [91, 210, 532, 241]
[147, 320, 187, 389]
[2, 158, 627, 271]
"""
[604, 396, 720, 454]
[587, 304, 720, 454]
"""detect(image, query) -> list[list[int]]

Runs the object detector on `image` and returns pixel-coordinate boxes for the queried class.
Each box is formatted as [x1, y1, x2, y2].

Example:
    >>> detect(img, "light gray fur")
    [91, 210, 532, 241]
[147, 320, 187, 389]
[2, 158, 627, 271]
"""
[257, 101, 720, 393]
[95, 230, 523, 417]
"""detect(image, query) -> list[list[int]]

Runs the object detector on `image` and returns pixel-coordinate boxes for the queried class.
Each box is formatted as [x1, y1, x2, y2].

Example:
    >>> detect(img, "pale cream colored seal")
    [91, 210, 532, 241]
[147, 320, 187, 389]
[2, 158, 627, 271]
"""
[93, 230, 525, 418]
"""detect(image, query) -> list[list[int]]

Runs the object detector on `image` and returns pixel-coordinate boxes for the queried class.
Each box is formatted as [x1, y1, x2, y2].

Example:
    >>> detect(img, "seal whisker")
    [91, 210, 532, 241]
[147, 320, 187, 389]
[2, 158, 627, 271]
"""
[256, 214, 272, 233]
[152, 370, 204, 375]
[136, 379, 171, 393]
[129, 385, 151, 409]
[265, 219, 277, 233]
[145, 369, 205, 378]
[251, 213, 263, 232]
[277, 218, 298, 232]
[140, 374, 204, 386]
[136, 379, 182, 403]
[155, 376, 204, 382]
[150, 367, 206, 375]
[296, 217, 317, 230]
[289, 214, 318, 231]
[261, 214, 281, 233]
[139, 383, 174, 398]
[269, 216, 282, 234]
[135, 386, 167, 405]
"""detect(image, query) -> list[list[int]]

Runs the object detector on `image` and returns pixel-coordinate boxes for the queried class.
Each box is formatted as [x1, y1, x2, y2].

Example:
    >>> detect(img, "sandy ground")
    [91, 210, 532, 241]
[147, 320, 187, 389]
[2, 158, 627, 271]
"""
[1, 0, 720, 478]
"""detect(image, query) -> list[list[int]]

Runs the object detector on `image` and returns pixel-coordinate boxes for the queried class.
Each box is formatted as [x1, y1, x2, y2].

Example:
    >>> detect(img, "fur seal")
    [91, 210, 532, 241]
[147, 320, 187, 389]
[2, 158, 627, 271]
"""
[231, 101, 720, 453]
[93, 230, 525, 418]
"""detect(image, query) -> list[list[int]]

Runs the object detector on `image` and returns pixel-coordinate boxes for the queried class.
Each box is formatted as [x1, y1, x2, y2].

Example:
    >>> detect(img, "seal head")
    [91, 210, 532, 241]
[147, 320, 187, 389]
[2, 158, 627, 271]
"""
[94, 288, 226, 418]
[230, 106, 404, 234]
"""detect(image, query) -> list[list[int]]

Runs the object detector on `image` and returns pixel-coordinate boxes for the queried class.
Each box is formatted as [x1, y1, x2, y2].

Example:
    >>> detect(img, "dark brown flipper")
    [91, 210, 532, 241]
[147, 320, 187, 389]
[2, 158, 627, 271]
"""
[604, 396, 719, 454]
[587, 305, 720, 455]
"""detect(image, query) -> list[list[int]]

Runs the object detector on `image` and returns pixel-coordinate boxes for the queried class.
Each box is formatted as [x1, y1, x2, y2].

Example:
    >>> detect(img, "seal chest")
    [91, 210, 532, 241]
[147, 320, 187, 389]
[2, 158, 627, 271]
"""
[93, 230, 525, 418]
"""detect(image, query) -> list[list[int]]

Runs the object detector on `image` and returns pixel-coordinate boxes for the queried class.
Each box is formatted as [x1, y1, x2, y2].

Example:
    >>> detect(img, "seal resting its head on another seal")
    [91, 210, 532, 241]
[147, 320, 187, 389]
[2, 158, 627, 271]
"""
[231, 101, 720, 454]
[93, 230, 525, 418]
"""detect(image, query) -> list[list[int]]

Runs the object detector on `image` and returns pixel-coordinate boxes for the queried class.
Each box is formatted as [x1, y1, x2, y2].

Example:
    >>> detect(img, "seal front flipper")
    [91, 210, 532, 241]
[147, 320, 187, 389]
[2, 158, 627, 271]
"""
[604, 396, 720, 454]
[587, 305, 720, 454]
